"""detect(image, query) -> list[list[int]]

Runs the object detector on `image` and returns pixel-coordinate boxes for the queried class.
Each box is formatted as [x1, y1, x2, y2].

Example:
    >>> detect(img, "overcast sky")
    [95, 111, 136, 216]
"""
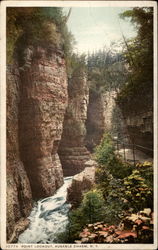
[63, 7, 137, 54]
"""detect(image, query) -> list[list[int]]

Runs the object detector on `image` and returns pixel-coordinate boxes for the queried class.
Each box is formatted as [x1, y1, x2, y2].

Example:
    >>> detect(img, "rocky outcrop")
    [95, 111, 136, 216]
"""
[7, 44, 68, 240]
[19, 46, 68, 198]
[67, 160, 96, 207]
[87, 86, 153, 156]
[58, 69, 90, 176]
[117, 91, 153, 156]
[86, 90, 122, 151]
[103, 91, 116, 132]
[122, 111, 153, 156]
[7, 64, 32, 240]
[7, 218, 30, 243]
[86, 90, 105, 152]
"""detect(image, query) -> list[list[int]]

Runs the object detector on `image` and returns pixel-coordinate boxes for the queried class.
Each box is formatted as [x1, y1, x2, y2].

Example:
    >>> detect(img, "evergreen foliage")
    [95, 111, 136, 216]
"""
[102, 177, 127, 224]
[117, 7, 153, 104]
[7, 7, 75, 64]
[55, 189, 105, 243]
[95, 133, 132, 180]
[87, 46, 128, 94]
[7, 7, 153, 244]
[94, 134, 153, 224]
[136, 161, 153, 189]
[67, 53, 87, 78]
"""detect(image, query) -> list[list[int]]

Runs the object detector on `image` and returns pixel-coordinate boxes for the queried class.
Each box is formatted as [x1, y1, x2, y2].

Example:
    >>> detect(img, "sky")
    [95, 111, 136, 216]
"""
[63, 7, 137, 54]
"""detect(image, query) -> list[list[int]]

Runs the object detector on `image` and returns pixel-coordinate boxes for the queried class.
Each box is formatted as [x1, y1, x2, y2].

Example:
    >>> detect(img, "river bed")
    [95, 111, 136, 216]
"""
[18, 176, 73, 244]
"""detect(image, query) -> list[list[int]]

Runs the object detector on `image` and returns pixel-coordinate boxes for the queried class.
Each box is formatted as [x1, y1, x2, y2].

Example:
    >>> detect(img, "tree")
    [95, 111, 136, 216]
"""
[87, 46, 128, 95]
[95, 133, 132, 181]
[123, 169, 153, 211]
[117, 7, 153, 104]
[59, 189, 105, 243]
[66, 53, 86, 78]
[7, 7, 75, 64]
[80, 190, 105, 224]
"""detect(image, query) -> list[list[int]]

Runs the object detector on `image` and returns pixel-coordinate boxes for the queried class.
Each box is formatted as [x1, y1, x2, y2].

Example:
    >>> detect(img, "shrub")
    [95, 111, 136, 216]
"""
[78, 208, 153, 244]
[102, 178, 128, 224]
[123, 169, 153, 211]
[95, 133, 153, 222]
[56, 189, 105, 243]
[136, 161, 153, 189]
[80, 189, 105, 224]
[95, 133, 132, 180]
[7, 7, 75, 64]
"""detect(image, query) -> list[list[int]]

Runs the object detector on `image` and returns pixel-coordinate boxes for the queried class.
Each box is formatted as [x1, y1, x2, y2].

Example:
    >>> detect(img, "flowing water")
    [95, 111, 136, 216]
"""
[18, 176, 73, 243]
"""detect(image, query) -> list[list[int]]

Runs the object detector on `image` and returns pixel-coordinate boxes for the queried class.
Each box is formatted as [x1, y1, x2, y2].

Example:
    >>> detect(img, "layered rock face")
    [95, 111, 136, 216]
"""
[7, 64, 32, 240]
[67, 160, 96, 208]
[19, 46, 68, 198]
[7, 44, 68, 239]
[86, 90, 106, 152]
[86, 90, 119, 151]
[103, 91, 116, 132]
[118, 92, 153, 156]
[86, 89, 129, 152]
[121, 111, 153, 156]
[58, 69, 90, 176]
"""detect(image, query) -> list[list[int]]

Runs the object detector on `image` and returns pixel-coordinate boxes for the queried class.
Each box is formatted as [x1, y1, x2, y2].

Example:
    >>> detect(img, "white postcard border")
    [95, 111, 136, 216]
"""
[0, 1, 157, 250]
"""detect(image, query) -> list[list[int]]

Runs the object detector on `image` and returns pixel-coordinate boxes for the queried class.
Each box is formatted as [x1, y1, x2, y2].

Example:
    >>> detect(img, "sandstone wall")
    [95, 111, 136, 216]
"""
[58, 69, 90, 176]
[7, 64, 32, 240]
[102, 91, 116, 132]
[85, 90, 105, 152]
[122, 111, 153, 156]
[67, 160, 96, 208]
[117, 90, 153, 156]
[19, 46, 68, 198]
[7, 45, 68, 239]
[86, 89, 129, 152]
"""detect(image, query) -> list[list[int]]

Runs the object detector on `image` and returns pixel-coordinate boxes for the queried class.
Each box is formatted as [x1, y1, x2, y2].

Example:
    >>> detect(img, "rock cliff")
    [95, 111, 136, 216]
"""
[19, 46, 68, 198]
[6, 8, 94, 242]
[121, 111, 153, 156]
[7, 46, 68, 239]
[7, 63, 32, 240]
[58, 69, 90, 176]
[67, 160, 96, 208]
[117, 92, 153, 156]
[86, 90, 123, 151]
[86, 90, 105, 152]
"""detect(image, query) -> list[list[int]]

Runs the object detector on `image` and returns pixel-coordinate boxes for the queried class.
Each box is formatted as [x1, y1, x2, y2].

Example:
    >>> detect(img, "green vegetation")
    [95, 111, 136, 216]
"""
[94, 133, 133, 223]
[87, 46, 128, 94]
[67, 53, 87, 78]
[117, 7, 153, 106]
[95, 133, 132, 180]
[136, 161, 153, 189]
[7, 7, 75, 64]
[61, 134, 153, 243]
[7, 7, 153, 244]
[123, 169, 153, 211]
[78, 208, 153, 243]
[55, 189, 105, 243]
[95, 134, 153, 216]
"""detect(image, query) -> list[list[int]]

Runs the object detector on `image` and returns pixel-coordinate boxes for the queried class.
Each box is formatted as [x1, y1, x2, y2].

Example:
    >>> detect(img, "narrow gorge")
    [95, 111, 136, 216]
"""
[6, 8, 93, 241]
[5, 6, 154, 246]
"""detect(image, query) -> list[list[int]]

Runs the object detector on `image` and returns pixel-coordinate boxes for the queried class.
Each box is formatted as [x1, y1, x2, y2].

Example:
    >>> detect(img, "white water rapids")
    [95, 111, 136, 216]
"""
[18, 176, 73, 243]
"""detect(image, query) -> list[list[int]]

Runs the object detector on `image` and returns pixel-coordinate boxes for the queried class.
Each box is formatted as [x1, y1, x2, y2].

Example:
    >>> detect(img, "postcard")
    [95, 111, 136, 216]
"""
[0, 1, 157, 250]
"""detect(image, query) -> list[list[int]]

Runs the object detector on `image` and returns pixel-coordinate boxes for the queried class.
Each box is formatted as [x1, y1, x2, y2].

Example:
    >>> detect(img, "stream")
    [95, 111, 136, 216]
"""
[18, 176, 73, 244]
